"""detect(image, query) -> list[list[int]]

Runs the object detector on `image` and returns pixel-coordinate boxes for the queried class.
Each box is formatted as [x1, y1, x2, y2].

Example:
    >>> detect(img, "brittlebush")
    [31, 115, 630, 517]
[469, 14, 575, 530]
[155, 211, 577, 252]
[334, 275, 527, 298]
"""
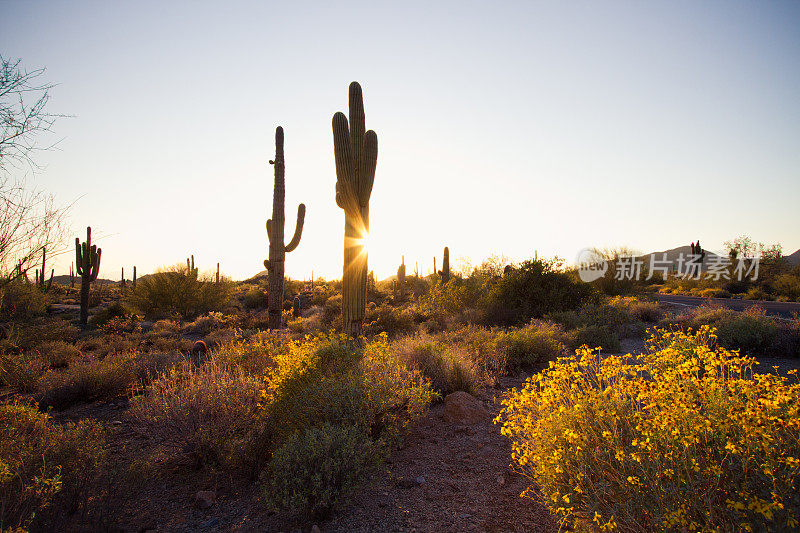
[497, 327, 800, 532]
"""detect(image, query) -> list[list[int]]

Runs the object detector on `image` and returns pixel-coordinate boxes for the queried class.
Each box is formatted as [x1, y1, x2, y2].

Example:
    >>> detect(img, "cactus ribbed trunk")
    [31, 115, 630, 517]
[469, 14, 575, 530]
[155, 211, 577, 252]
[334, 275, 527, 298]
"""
[397, 256, 406, 300]
[264, 126, 306, 330]
[333, 82, 378, 337]
[75, 226, 101, 326]
[439, 247, 450, 283]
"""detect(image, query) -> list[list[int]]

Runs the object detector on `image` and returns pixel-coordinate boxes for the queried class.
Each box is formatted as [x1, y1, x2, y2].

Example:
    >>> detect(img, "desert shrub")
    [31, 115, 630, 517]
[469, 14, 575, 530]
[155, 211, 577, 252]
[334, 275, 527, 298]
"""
[698, 287, 732, 298]
[714, 307, 778, 355]
[248, 333, 434, 470]
[549, 298, 645, 342]
[34, 340, 82, 369]
[673, 304, 779, 355]
[183, 311, 239, 335]
[128, 359, 263, 466]
[263, 423, 379, 517]
[38, 351, 181, 409]
[0, 317, 79, 354]
[323, 293, 342, 324]
[126, 264, 232, 319]
[0, 350, 47, 391]
[77, 333, 141, 358]
[390, 335, 482, 395]
[363, 303, 417, 338]
[90, 301, 137, 328]
[242, 286, 267, 310]
[609, 296, 662, 323]
[0, 281, 49, 320]
[99, 313, 143, 337]
[498, 327, 800, 532]
[564, 324, 621, 352]
[482, 258, 597, 326]
[495, 320, 566, 369]
[0, 401, 107, 531]
[774, 274, 800, 301]
[744, 286, 771, 300]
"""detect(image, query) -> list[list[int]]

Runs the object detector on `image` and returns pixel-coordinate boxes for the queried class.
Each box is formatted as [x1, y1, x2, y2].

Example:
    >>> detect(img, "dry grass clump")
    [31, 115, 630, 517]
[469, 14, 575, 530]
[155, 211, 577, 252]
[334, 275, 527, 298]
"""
[128, 359, 263, 466]
[390, 334, 482, 395]
[498, 327, 800, 531]
[37, 351, 182, 409]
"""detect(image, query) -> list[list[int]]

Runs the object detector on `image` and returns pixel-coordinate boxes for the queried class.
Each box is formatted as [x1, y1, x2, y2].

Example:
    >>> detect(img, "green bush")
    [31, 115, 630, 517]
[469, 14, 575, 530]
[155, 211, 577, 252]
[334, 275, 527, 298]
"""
[565, 324, 621, 352]
[263, 423, 378, 517]
[126, 264, 232, 319]
[774, 274, 800, 301]
[494, 320, 566, 368]
[673, 304, 778, 355]
[241, 285, 267, 310]
[482, 258, 597, 326]
[0, 400, 107, 531]
[363, 303, 417, 338]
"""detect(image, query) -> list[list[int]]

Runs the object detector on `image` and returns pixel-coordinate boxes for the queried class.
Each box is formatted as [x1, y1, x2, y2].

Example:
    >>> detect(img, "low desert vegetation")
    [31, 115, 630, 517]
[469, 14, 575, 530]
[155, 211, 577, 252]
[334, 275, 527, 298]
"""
[0, 251, 796, 530]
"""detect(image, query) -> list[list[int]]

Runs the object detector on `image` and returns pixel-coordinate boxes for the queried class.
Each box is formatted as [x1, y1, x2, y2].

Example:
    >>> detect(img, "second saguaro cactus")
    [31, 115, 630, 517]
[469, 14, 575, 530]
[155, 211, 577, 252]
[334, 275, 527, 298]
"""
[439, 247, 450, 283]
[264, 126, 306, 330]
[76, 226, 102, 326]
[333, 82, 378, 336]
[397, 256, 406, 300]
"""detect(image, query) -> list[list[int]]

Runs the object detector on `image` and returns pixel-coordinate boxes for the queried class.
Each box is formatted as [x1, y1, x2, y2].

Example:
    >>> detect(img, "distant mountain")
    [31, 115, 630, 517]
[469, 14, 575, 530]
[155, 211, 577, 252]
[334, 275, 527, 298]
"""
[638, 245, 724, 272]
[786, 249, 800, 267]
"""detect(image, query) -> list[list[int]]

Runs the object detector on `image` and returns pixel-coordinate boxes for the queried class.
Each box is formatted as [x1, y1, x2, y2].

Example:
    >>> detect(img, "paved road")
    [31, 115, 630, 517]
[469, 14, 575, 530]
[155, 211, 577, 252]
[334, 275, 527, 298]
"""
[656, 294, 800, 320]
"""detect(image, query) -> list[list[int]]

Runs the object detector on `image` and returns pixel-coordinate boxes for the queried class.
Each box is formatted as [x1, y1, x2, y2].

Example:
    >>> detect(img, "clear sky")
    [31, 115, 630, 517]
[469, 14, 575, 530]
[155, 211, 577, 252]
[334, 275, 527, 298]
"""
[2, 0, 799, 281]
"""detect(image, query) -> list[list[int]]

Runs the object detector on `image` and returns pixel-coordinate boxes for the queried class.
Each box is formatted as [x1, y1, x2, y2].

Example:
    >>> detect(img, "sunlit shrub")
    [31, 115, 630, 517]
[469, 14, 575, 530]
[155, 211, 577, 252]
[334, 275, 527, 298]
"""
[0, 400, 106, 531]
[241, 285, 267, 310]
[672, 304, 778, 355]
[498, 327, 800, 532]
[698, 287, 732, 299]
[0, 317, 79, 354]
[774, 274, 800, 301]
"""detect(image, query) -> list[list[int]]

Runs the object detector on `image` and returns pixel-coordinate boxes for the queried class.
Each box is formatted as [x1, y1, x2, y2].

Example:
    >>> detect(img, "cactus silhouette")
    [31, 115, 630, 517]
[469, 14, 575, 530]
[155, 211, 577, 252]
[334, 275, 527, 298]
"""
[397, 256, 406, 300]
[264, 126, 306, 329]
[132, 266, 137, 288]
[333, 82, 378, 336]
[438, 247, 450, 283]
[75, 226, 101, 325]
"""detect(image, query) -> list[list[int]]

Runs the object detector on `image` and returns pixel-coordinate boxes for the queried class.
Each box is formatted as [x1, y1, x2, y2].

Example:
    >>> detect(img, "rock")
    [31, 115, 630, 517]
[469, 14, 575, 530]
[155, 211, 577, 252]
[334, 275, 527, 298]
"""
[497, 474, 505, 486]
[415, 475, 426, 485]
[442, 391, 489, 424]
[195, 490, 216, 509]
[311, 526, 322, 533]
[201, 517, 219, 528]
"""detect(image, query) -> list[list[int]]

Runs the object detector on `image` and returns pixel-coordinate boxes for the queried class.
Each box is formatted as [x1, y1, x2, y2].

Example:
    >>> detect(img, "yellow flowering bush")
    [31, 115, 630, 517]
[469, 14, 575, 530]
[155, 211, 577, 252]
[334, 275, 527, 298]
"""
[497, 326, 800, 532]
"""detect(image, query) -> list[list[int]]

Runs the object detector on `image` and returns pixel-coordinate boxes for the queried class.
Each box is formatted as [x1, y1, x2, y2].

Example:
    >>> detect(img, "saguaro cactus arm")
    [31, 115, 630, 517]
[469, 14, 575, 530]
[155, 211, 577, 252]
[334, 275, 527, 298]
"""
[284, 203, 306, 253]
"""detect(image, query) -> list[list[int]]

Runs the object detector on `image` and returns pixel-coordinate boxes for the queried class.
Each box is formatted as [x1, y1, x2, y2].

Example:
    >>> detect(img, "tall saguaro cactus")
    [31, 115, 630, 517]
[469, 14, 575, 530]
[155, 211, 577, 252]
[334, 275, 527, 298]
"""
[439, 246, 450, 283]
[75, 226, 101, 326]
[264, 126, 306, 330]
[397, 256, 406, 300]
[333, 82, 378, 336]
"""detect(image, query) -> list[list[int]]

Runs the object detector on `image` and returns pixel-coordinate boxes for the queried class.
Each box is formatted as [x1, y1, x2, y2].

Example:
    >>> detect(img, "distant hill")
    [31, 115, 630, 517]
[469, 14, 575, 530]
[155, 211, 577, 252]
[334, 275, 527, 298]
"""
[51, 274, 119, 286]
[786, 249, 800, 267]
[638, 245, 724, 272]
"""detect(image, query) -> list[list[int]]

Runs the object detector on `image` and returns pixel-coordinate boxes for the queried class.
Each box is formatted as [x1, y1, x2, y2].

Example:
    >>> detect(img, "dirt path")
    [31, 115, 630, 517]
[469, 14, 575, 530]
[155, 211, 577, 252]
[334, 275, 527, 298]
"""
[322, 379, 557, 533]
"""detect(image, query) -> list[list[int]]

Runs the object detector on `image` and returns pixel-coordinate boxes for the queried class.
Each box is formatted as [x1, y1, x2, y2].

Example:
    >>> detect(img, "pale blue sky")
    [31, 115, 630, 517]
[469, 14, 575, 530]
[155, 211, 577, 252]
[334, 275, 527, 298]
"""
[2, 0, 799, 280]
